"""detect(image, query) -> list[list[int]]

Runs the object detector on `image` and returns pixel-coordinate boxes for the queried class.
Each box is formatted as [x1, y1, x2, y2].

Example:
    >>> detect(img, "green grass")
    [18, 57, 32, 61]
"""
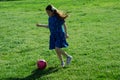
[0, 0, 120, 80]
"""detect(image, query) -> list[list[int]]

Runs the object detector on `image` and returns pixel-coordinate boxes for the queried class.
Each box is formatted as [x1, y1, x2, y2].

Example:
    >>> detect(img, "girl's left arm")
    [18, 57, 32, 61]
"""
[63, 23, 69, 38]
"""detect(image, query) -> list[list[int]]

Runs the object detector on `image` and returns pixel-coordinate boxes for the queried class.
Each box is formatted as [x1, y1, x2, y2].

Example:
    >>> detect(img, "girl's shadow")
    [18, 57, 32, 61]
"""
[6, 67, 59, 80]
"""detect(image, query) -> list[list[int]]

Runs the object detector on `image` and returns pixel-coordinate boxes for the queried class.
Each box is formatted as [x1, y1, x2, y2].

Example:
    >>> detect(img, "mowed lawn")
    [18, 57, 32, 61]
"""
[0, 0, 120, 80]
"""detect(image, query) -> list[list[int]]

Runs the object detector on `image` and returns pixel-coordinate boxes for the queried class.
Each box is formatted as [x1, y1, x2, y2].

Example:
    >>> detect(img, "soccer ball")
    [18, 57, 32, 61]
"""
[37, 59, 47, 70]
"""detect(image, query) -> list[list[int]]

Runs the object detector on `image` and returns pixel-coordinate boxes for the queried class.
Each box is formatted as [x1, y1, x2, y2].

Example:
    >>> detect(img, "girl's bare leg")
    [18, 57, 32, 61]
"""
[55, 47, 63, 62]
[55, 47, 65, 67]
[55, 47, 72, 67]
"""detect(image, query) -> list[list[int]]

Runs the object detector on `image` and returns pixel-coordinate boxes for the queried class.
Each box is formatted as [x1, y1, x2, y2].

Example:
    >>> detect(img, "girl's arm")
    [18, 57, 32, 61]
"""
[36, 23, 48, 28]
[63, 23, 69, 38]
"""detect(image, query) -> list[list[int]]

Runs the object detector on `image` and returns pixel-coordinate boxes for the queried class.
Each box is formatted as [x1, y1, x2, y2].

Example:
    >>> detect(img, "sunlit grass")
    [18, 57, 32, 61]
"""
[0, 0, 120, 80]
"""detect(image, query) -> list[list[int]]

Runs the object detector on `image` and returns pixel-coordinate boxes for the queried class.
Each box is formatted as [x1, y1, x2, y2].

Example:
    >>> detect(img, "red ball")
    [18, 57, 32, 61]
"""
[37, 59, 47, 70]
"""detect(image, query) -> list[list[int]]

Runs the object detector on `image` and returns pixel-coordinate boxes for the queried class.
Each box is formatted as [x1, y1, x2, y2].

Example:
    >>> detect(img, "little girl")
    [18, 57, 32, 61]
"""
[36, 5, 72, 67]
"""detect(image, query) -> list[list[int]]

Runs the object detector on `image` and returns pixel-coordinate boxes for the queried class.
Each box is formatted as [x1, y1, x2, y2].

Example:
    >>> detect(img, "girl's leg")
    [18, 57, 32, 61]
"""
[59, 49, 69, 57]
[55, 47, 70, 57]
[55, 47, 65, 67]
[55, 47, 72, 66]
[59, 48, 72, 65]
[55, 47, 63, 62]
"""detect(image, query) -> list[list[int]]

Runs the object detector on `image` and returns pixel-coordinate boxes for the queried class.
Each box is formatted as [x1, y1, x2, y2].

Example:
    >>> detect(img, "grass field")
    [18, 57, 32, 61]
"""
[0, 0, 120, 80]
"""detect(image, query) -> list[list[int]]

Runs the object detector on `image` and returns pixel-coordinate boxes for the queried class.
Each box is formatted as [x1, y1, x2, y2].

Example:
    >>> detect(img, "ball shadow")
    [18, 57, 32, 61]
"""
[0, 0, 20, 1]
[6, 66, 59, 80]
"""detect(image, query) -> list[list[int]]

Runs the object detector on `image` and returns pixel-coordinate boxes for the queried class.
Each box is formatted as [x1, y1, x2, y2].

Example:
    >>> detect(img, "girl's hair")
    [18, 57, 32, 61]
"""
[46, 5, 68, 19]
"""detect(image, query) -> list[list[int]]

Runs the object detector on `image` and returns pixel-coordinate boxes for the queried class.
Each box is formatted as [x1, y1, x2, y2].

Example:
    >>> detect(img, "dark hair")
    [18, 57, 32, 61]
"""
[46, 5, 68, 19]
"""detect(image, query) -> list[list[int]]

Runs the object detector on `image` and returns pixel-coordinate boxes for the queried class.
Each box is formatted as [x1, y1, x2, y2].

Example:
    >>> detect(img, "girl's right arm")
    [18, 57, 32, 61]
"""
[36, 23, 48, 28]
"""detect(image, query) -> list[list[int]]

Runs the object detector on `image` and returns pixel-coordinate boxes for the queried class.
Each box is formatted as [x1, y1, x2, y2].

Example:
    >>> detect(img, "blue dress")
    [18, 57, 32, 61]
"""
[48, 15, 68, 50]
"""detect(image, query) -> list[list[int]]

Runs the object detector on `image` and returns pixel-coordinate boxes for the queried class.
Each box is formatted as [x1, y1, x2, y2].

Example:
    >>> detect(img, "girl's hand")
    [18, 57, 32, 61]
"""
[36, 23, 41, 27]
[65, 33, 69, 38]
[36, 23, 48, 28]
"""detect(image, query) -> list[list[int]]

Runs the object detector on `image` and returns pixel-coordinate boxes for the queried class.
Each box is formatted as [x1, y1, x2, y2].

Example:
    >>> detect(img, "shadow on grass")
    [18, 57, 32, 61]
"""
[6, 67, 59, 80]
[0, 0, 20, 1]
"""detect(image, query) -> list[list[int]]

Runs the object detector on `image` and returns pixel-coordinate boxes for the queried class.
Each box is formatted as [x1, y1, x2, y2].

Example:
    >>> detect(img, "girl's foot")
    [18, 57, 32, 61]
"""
[66, 55, 72, 65]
